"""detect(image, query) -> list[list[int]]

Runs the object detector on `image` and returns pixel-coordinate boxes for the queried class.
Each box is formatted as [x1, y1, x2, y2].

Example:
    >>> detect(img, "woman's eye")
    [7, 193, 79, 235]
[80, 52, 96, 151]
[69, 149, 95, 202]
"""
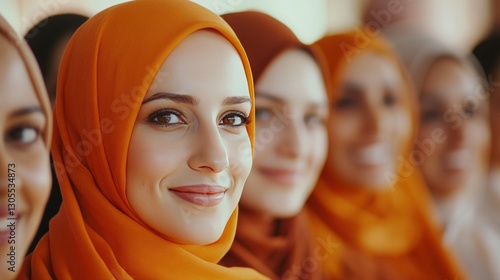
[219, 111, 249, 127]
[304, 114, 325, 126]
[421, 109, 441, 122]
[6, 126, 39, 145]
[383, 92, 397, 106]
[255, 108, 273, 121]
[148, 110, 185, 126]
[462, 101, 477, 117]
[335, 96, 356, 109]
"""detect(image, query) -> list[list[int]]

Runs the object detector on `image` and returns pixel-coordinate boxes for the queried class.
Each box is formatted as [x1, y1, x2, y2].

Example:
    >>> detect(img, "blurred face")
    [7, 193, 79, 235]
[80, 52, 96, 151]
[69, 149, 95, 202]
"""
[126, 30, 252, 245]
[327, 52, 411, 189]
[0, 37, 51, 280]
[418, 58, 490, 199]
[241, 49, 328, 218]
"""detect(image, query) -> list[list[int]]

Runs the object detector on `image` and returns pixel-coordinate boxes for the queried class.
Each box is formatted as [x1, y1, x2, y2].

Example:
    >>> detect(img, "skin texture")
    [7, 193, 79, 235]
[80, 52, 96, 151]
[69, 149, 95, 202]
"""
[0, 36, 51, 280]
[240, 49, 328, 218]
[126, 30, 252, 245]
[418, 58, 490, 199]
[326, 51, 412, 189]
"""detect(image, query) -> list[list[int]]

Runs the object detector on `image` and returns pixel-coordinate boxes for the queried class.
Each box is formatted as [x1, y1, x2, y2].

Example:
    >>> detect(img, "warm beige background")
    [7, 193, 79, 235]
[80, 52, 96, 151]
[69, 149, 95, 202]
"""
[0, 0, 495, 50]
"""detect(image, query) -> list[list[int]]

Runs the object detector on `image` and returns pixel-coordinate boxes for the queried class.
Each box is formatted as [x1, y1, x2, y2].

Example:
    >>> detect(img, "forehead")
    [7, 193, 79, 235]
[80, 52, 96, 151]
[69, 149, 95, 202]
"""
[255, 48, 327, 104]
[0, 36, 40, 113]
[343, 51, 400, 86]
[421, 58, 480, 100]
[144, 30, 250, 100]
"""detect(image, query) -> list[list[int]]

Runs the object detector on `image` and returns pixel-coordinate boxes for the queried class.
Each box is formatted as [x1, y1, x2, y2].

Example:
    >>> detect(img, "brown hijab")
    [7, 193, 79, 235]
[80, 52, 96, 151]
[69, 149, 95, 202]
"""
[219, 11, 327, 280]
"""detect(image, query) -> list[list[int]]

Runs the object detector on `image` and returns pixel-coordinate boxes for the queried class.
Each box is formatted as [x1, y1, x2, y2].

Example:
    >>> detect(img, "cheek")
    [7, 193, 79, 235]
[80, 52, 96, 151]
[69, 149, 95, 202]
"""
[392, 109, 412, 151]
[228, 135, 253, 184]
[21, 146, 51, 219]
[470, 121, 491, 164]
[310, 128, 328, 169]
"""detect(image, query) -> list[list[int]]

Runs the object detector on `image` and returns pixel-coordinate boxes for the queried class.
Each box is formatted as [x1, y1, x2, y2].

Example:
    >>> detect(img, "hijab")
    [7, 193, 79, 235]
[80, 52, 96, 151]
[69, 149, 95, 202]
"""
[19, 1, 266, 279]
[306, 32, 465, 279]
[219, 11, 327, 280]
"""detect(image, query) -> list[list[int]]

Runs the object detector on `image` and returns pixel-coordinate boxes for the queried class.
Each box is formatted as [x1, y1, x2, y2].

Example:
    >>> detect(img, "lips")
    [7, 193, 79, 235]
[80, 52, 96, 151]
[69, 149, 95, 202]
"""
[0, 214, 20, 245]
[169, 185, 228, 207]
[259, 168, 301, 185]
[353, 143, 390, 166]
[443, 149, 470, 170]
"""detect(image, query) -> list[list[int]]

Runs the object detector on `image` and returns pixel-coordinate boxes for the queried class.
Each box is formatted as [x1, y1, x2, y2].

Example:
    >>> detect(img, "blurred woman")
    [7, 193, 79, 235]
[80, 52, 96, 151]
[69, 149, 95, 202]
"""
[0, 15, 52, 280]
[220, 12, 328, 279]
[306, 32, 465, 279]
[390, 33, 500, 280]
[19, 1, 267, 278]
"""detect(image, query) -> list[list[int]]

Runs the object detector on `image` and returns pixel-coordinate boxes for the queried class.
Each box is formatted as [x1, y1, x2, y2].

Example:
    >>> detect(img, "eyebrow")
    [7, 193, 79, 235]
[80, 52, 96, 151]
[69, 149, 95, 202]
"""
[143, 92, 197, 105]
[143, 92, 252, 106]
[9, 106, 44, 118]
[255, 92, 285, 104]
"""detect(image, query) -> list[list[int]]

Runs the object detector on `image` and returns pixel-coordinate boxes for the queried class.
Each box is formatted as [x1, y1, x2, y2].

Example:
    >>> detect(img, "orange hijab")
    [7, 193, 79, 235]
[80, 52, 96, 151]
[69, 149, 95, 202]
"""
[19, 1, 266, 279]
[306, 32, 466, 279]
[219, 12, 327, 280]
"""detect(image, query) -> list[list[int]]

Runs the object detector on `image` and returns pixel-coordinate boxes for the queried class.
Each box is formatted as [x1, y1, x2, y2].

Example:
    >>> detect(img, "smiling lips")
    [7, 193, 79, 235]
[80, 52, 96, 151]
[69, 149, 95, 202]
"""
[259, 168, 300, 185]
[169, 185, 228, 207]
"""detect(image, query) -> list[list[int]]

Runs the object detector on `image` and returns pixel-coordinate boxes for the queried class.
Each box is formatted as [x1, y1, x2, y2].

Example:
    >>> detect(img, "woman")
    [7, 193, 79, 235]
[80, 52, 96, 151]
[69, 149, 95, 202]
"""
[391, 33, 500, 280]
[20, 1, 267, 279]
[0, 15, 52, 280]
[306, 32, 465, 279]
[220, 12, 328, 279]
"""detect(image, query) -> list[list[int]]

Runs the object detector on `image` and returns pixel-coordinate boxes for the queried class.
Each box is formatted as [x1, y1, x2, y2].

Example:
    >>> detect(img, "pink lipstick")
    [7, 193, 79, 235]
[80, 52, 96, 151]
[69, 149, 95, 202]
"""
[169, 185, 228, 207]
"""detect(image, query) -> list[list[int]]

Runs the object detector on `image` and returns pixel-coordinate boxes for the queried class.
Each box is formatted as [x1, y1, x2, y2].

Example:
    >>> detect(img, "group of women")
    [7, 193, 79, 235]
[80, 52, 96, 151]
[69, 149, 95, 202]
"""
[1, 0, 499, 279]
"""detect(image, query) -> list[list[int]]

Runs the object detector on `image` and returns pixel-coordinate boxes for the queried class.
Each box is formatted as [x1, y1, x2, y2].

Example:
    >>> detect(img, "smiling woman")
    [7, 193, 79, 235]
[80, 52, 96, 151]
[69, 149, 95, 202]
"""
[18, 0, 267, 279]
[0, 15, 52, 280]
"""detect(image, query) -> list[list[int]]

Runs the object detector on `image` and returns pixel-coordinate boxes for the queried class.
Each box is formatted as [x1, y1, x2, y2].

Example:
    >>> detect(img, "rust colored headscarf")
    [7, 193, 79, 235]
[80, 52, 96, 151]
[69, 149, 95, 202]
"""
[305, 32, 466, 279]
[19, 1, 267, 279]
[219, 11, 327, 280]
[0, 15, 52, 147]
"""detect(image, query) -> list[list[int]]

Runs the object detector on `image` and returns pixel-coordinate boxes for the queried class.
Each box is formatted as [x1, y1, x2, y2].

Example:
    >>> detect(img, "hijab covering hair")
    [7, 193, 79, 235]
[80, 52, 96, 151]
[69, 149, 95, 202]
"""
[305, 32, 465, 279]
[0, 15, 52, 147]
[219, 11, 327, 280]
[19, 1, 266, 279]
[389, 32, 500, 280]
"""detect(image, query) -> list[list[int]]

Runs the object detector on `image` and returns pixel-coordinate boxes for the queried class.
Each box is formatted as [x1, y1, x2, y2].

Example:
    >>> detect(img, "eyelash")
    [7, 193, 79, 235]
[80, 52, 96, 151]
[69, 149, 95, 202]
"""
[6, 125, 41, 146]
[146, 109, 251, 127]
[219, 110, 251, 127]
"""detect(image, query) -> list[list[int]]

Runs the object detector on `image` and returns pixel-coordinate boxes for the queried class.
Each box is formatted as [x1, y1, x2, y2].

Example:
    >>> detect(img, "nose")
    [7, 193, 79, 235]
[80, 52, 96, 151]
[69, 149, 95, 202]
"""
[447, 118, 467, 149]
[363, 104, 385, 140]
[187, 120, 229, 173]
[276, 118, 307, 159]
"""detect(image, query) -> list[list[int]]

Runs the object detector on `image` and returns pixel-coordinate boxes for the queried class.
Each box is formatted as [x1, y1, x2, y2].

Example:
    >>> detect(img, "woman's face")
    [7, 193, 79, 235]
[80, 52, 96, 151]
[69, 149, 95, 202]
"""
[418, 58, 490, 198]
[0, 37, 51, 280]
[327, 52, 411, 189]
[240, 49, 328, 218]
[126, 30, 252, 245]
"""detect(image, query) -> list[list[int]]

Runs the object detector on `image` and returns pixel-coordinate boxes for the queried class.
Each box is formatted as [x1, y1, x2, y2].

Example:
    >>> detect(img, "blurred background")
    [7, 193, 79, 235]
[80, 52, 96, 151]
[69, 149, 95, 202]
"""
[0, 0, 496, 50]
